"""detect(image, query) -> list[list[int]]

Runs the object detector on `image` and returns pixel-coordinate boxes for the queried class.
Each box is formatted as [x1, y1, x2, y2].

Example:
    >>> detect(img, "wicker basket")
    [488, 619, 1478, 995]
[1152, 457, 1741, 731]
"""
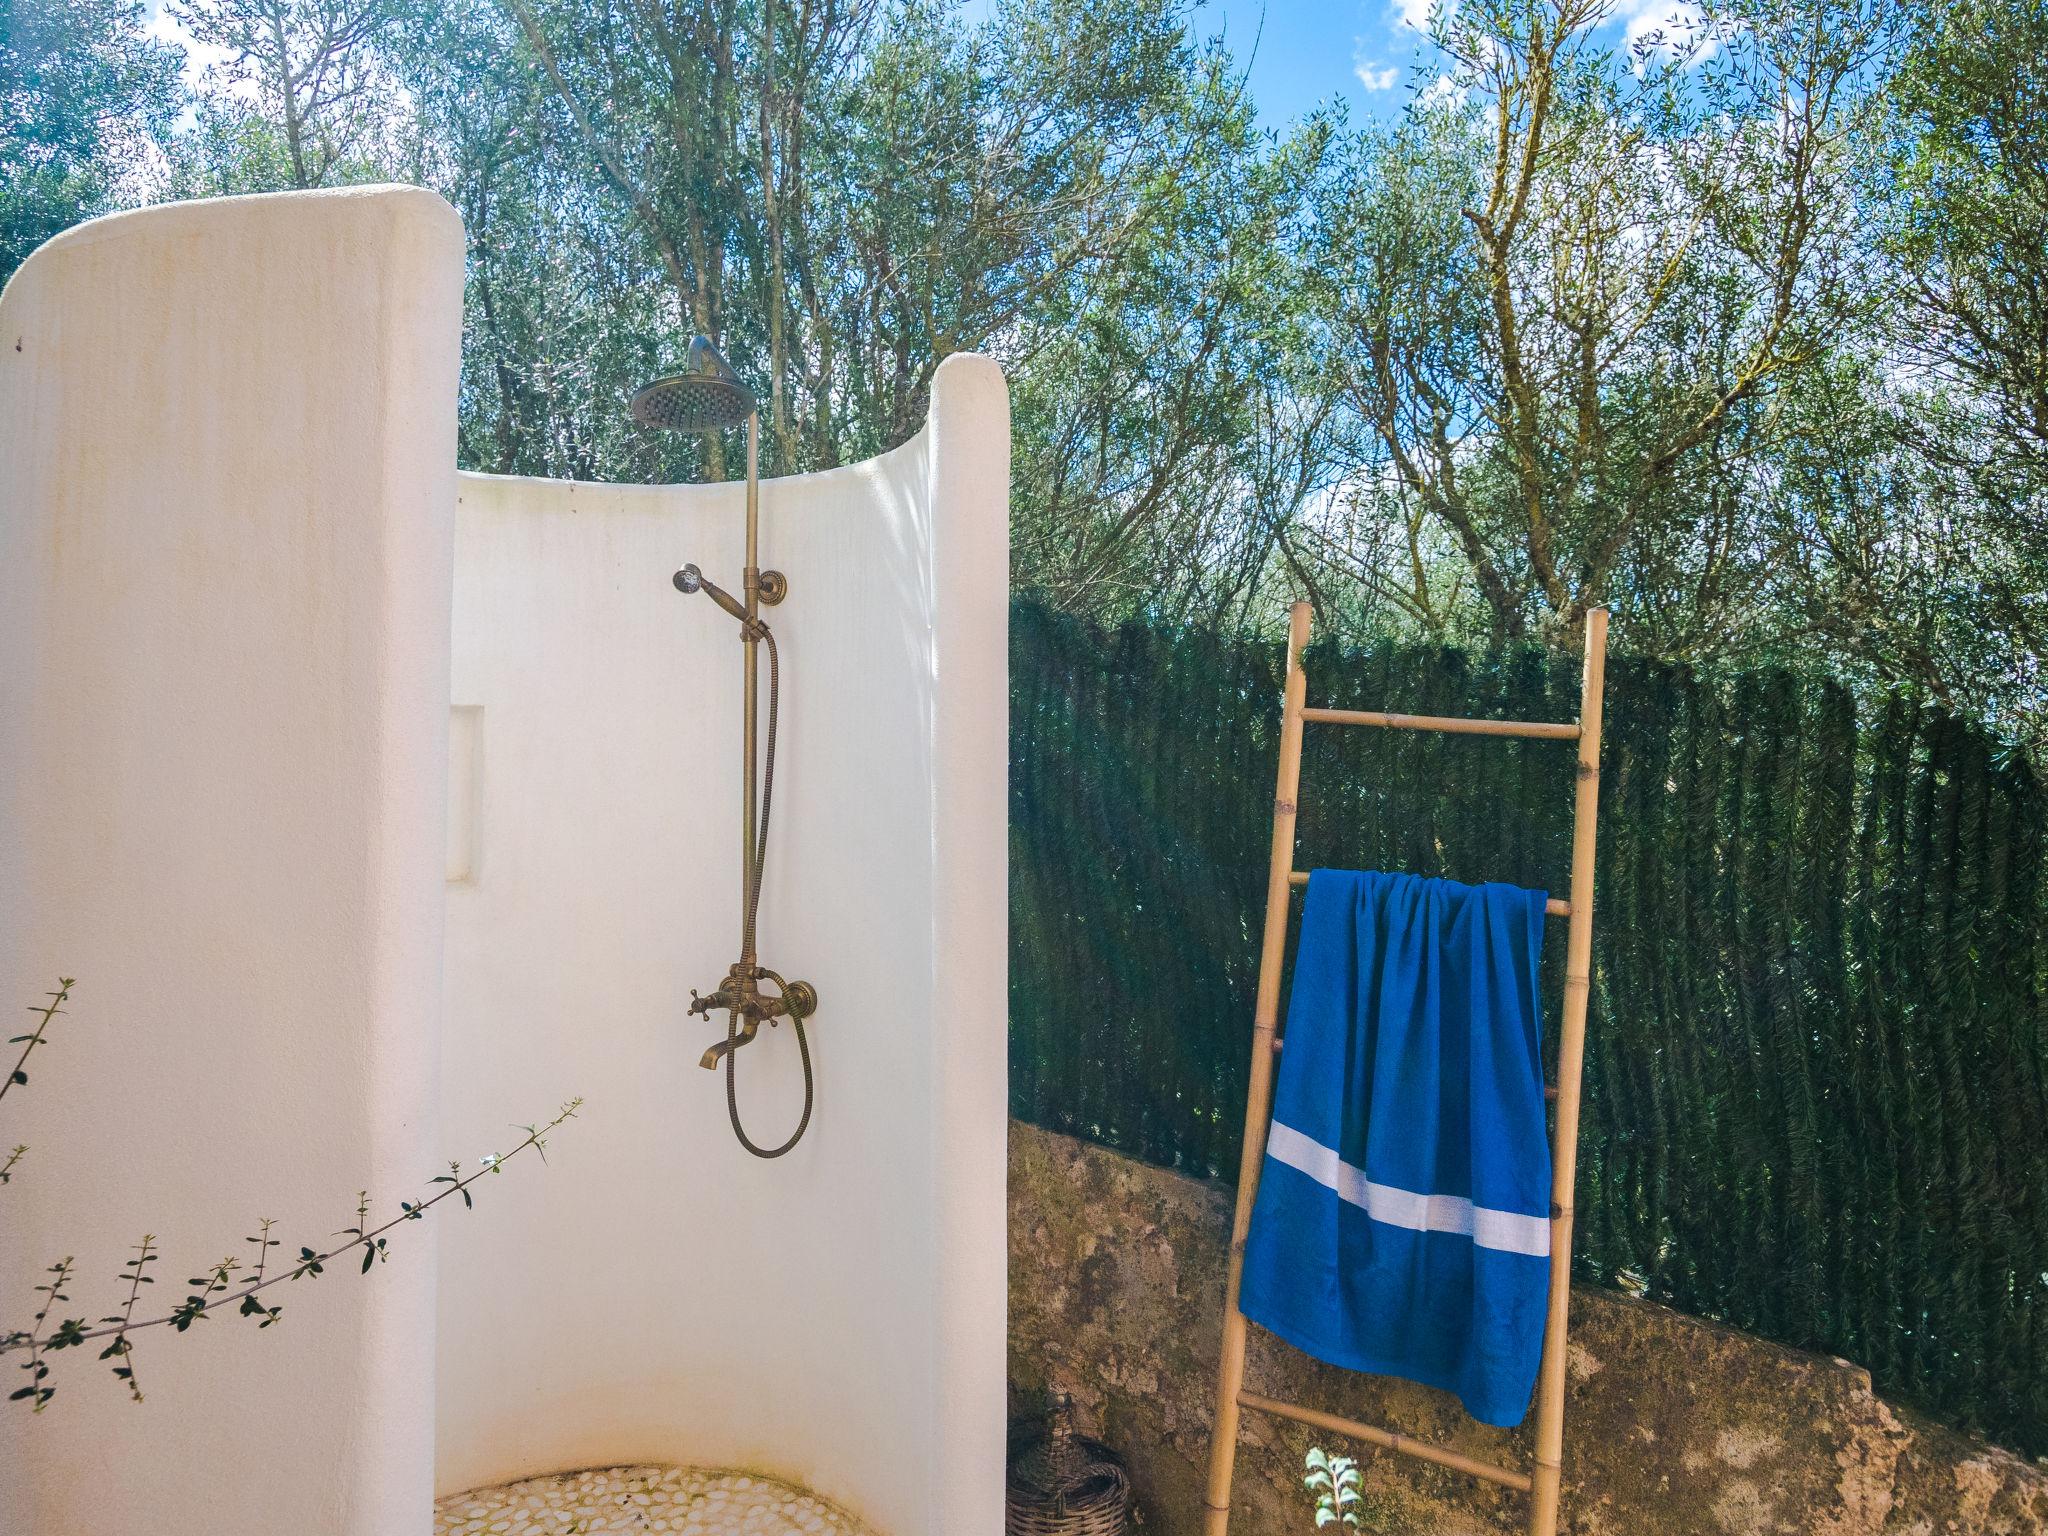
[1006, 1394, 1132, 1536]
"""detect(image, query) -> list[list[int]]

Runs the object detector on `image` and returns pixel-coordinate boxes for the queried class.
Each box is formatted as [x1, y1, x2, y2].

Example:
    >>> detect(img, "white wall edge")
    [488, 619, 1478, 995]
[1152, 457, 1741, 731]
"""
[925, 351, 1011, 1536]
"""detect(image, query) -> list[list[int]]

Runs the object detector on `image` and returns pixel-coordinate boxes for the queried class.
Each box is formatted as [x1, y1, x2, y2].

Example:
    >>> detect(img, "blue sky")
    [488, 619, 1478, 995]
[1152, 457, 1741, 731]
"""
[1176, 0, 1722, 127]
[1182, 1, 1431, 128]
[951, 1, 1438, 128]
[950, 0, 1712, 132]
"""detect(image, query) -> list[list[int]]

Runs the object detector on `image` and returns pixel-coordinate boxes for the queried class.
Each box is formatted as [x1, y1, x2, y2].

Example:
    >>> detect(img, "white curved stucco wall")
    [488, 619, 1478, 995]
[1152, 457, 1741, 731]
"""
[1, 185, 1008, 1536]
[434, 352, 1009, 1536]
[0, 188, 464, 1534]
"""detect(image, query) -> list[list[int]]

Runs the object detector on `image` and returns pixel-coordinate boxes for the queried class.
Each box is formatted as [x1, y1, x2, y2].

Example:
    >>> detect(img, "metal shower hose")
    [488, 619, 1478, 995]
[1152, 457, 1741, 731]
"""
[725, 618, 813, 1158]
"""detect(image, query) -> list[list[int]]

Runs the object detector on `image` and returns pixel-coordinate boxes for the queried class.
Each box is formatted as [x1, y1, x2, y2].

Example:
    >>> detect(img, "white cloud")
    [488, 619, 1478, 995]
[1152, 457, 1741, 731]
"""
[1392, 0, 1437, 31]
[1616, 0, 1718, 71]
[1355, 57, 1401, 92]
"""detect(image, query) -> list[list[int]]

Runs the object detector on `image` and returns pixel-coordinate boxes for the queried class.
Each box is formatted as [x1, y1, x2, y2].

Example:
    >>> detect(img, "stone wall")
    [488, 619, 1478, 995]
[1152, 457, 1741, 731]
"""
[1008, 1122, 2048, 1535]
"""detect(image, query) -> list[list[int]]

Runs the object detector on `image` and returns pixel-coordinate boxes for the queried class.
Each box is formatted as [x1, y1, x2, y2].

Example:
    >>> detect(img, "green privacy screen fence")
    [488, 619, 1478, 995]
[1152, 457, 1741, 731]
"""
[1008, 600, 2048, 1456]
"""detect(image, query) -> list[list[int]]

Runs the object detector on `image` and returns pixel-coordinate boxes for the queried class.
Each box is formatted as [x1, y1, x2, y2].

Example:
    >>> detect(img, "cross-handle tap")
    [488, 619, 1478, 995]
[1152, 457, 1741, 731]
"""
[688, 983, 740, 1019]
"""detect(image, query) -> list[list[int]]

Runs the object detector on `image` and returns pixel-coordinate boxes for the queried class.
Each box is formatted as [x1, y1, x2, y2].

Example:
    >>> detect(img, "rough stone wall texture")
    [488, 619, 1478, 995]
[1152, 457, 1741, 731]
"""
[1008, 1122, 2048, 1535]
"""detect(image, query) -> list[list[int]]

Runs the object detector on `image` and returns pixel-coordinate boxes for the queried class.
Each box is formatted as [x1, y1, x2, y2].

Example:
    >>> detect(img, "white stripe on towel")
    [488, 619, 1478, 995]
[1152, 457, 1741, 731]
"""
[1264, 1121, 1551, 1258]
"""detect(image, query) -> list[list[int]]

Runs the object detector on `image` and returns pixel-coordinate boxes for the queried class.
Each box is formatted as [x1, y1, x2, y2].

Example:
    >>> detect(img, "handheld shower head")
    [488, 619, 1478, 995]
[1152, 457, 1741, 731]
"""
[673, 564, 760, 633]
[632, 338, 758, 433]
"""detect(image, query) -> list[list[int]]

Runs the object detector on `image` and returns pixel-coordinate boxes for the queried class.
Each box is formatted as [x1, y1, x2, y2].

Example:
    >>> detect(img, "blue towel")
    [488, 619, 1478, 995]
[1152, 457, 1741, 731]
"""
[1239, 869, 1553, 1426]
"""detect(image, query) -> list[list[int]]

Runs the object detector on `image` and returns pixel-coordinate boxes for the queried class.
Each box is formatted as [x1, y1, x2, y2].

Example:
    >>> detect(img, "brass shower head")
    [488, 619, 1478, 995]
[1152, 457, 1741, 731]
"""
[631, 337, 758, 433]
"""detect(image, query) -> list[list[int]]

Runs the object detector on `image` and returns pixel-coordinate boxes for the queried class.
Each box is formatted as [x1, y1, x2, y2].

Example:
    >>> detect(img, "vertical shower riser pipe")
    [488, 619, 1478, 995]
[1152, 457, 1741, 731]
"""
[741, 411, 760, 969]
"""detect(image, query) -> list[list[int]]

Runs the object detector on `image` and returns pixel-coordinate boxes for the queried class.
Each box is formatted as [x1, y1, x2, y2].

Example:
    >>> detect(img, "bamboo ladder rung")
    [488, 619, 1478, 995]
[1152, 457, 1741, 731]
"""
[1299, 706, 1581, 741]
[1287, 870, 1569, 916]
[1236, 1392, 1535, 1493]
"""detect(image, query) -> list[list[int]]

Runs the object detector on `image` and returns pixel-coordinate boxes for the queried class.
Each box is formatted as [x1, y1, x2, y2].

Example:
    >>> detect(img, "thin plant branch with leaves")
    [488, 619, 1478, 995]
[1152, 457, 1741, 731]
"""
[3, 977, 581, 1411]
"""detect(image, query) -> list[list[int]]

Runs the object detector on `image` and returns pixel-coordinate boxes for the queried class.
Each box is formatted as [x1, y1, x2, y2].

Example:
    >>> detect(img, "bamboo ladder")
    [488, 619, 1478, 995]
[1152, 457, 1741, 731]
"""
[1202, 600, 1609, 1536]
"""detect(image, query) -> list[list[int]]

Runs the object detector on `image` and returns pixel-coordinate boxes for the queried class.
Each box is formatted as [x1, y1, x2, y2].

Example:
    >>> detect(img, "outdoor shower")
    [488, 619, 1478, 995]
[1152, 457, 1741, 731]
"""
[635, 337, 819, 1158]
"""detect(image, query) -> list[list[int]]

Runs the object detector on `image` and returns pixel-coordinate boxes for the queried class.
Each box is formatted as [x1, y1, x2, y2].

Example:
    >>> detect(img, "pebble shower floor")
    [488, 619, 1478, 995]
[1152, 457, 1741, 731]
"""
[434, 1465, 879, 1536]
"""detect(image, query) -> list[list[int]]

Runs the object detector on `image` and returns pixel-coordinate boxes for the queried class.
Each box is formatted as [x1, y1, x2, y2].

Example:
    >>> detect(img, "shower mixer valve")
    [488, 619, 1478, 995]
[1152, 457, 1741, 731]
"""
[689, 964, 819, 1070]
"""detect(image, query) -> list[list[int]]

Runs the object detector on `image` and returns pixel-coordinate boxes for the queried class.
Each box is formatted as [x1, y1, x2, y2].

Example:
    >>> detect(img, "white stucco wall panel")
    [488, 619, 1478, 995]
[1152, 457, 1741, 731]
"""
[1, 184, 1006, 1536]
[0, 187, 464, 1535]
[436, 355, 1008, 1536]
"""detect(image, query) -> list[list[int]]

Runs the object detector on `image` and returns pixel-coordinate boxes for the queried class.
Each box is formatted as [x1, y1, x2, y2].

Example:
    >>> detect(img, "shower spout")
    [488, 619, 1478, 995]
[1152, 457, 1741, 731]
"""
[639, 337, 819, 1159]
[698, 1016, 758, 1071]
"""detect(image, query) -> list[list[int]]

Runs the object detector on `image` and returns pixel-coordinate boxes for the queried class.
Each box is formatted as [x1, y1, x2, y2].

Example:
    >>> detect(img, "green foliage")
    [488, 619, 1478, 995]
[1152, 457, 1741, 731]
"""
[1303, 1447, 1361, 1530]
[2, 976, 581, 1409]
[4, 977, 74, 1098]
[166, 0, 411, 195]
[10, 0, 2046, 737]
[0, 0, 181, 284]
[1010, 601, 2048, 1456]
[10, 1258, 73, 1410]
[1884, 0, 2048, 460]
[100, 1236, 158, 1399]
[0, 978, 74, 1200]
[1303, 0, 1911, 649]
[1010, 66, 1338, 624]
